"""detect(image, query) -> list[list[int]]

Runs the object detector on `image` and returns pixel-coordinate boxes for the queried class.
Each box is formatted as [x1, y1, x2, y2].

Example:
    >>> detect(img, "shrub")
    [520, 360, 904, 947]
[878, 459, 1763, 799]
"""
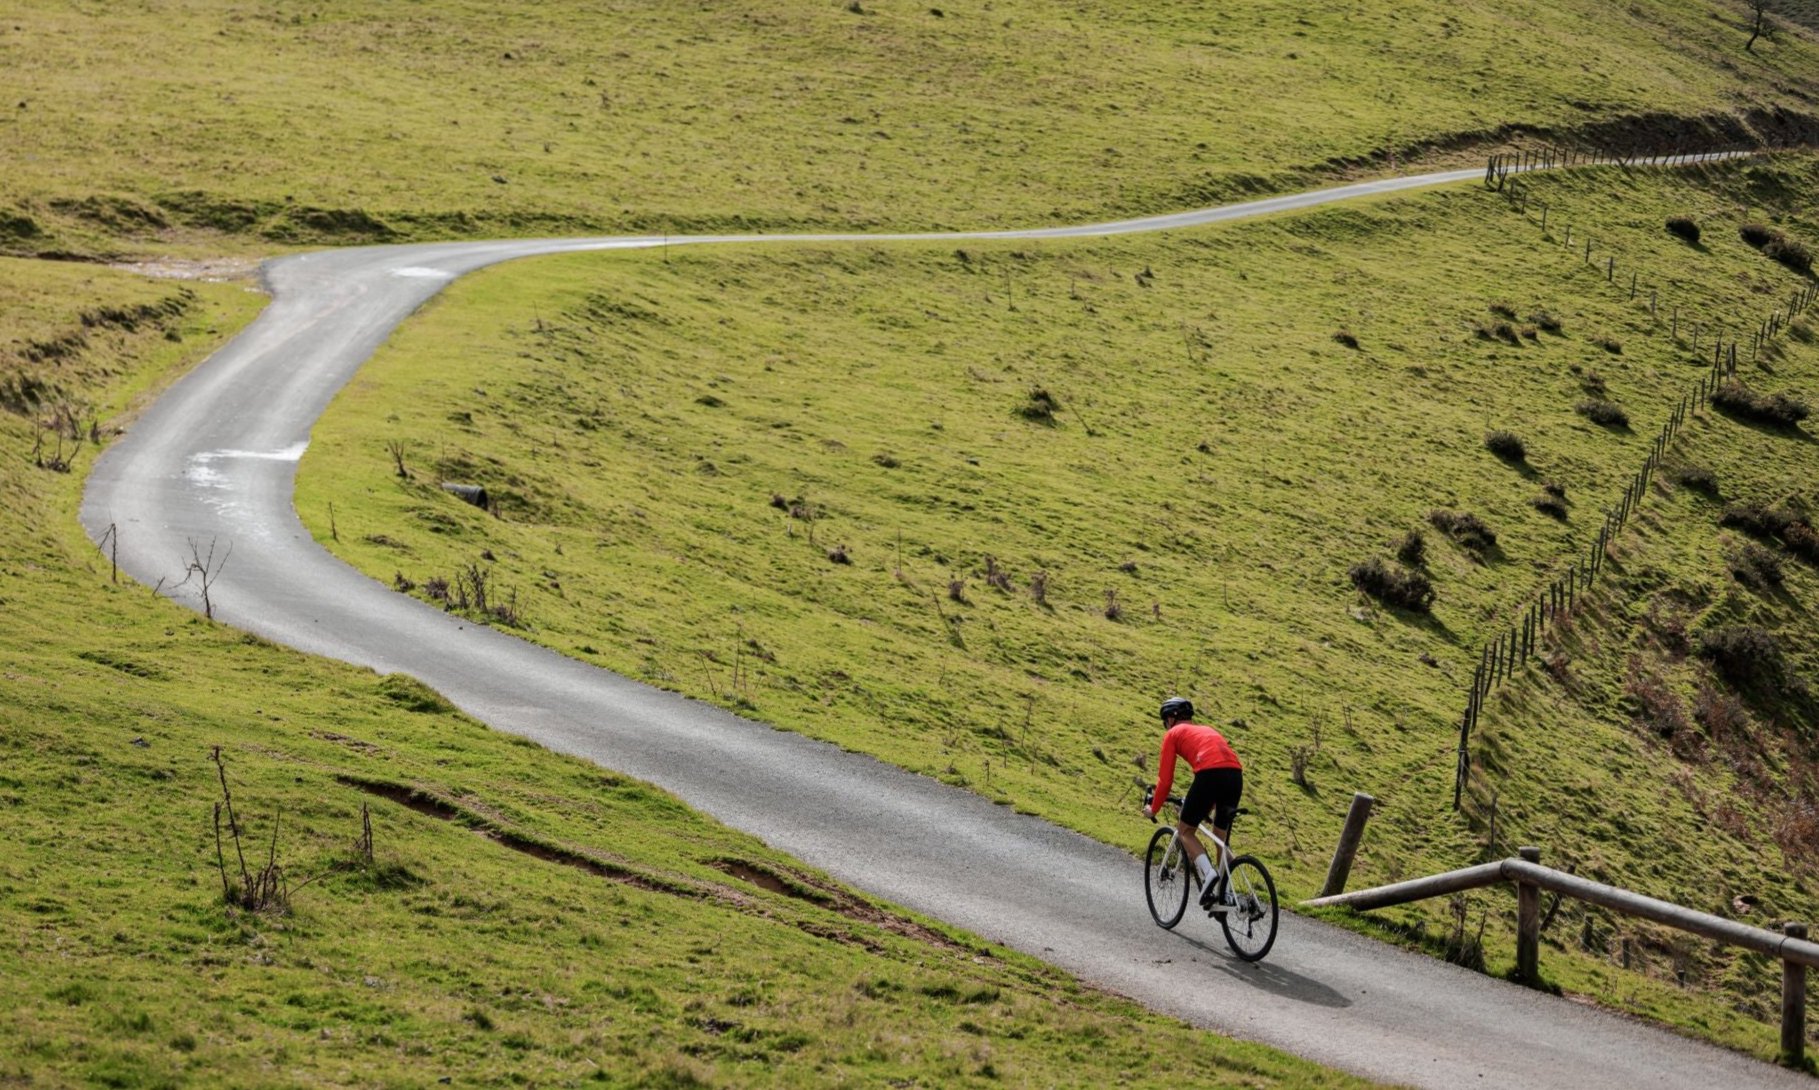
[1719, 502, 1797, 541]
[1576, 399, 1629, 428]
[1530, 492, 1567, 519]
[1591, 336, 1623, 355]
[1665, 217, 1701, 243]
[1697, 625, 1787, 693]
[1765, 235, 1813, 275]
[1541, 480, 1567, 500]
[1530, 311, 1564, 334]
[1668, 464, 1719, 496]
[1739, 223, 1814, 274]
[1429, 509, 1497, 555]
[1726, 541, 1783, 591]
[1028, 569, 1049, 605]
[1484, 430, 1527, 462]
[1578, 369, 1607, 396]
[1740, 223, 1775, 248]
[827, 544, 852, 565]
[1711, 381, 1810, 428]
[1017, 386, 1061, 424]
[1624, 661, 1690, 739]
[1394, 530, 1426, 567]
[1332, 329, 1360, 349]
[1475, 321, 1521, 345]
[1488, 302, 1518, 320]
[1349, 556, 1435, 612]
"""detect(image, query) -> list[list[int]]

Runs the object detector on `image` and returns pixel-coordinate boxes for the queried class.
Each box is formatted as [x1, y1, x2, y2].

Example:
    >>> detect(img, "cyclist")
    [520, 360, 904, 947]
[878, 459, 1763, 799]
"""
[1142, 697, 1243, 913]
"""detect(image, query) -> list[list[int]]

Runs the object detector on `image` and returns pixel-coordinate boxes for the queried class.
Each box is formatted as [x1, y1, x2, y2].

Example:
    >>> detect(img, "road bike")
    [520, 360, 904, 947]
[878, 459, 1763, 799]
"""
[1137, 778, 1279, 962]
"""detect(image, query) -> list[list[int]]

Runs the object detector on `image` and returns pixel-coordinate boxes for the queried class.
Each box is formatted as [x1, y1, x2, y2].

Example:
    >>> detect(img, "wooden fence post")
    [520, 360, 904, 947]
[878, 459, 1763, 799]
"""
[1516, 846, 1542, 986]
[1321, 793, 1377, 897]
[1785, 922, 1809, 1068]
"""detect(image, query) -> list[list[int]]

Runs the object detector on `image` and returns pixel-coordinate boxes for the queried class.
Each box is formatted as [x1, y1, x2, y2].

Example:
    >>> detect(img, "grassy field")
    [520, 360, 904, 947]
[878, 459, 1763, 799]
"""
[5, 0, 1819, 256]
[296, 156, 1819, 1060]
[9, 0, 1819, 1079]
[0, 262, 1383, 1087]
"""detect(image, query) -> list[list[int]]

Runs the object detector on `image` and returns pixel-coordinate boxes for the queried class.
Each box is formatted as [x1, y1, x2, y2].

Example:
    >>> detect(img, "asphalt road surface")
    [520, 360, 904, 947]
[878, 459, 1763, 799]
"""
[82, 167, 1810, 1088]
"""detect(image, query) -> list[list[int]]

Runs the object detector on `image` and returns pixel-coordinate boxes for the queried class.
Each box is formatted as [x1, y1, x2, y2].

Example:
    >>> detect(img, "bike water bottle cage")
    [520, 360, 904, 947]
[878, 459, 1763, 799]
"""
[1159, 697, 1194, 725]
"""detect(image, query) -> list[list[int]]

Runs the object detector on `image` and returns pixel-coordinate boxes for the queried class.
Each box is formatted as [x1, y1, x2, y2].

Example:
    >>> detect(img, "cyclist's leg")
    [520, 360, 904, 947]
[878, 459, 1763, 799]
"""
[1206, 768, 1244, 896]
[1178, 772, 1221, 899]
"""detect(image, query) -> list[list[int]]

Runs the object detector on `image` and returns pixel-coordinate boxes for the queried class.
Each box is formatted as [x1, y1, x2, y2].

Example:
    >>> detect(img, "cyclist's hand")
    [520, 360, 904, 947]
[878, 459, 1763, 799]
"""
[1141, 803, 1156, 823]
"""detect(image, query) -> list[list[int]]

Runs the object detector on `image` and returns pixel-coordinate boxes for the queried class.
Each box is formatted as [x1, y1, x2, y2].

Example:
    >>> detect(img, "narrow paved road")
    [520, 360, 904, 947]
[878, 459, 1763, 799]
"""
[82, 167, 1809, 1088]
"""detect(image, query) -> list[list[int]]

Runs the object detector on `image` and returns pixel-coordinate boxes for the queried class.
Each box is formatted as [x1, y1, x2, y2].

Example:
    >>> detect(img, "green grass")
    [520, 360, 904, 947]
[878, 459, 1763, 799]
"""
[0, 264, 1381, 1085]
[6, 0, 1819, 255]
[297, 156, 1819, 1061]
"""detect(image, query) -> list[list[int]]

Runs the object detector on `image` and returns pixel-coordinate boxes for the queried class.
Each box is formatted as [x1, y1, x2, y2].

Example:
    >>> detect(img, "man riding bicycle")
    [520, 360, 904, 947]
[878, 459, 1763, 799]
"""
[1142, 697, 1243, 913]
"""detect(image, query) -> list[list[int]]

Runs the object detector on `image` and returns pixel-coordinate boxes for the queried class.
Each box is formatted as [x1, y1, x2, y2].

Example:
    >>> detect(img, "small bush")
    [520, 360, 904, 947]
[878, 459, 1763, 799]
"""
[1591, 336, 1623, 355]
[1578, 369, 1607, 396]
[1765, 235, 1813, 275]
[1393, 530, 1426, 567]
[1028, 569, 1049, 605]
[1665, 217, 1701, 243]
[1349, 556, 1435, 612]
[947, 578, 968, 603]
[1484, 430, 1527, 462]
[1530, 492, 1567, 519]
[1719, 502, 1797, 541]
[1541, 480, 1567, 500]
[1726, 541, 1784, 591]
[1697, 625, 1787, 693]
[1475, 321, 1521, 345]
[1625, 661, 1690, 739]
[1576, 399, 1629, 428]
[1739, 223, 1814, 274]
[1429, 509, 1498, 556]
[1711, 381, 1810, 428]
[1668, 464, 1719, 496]
[1017, 387, 1061, 424]
[827, 544, 852, 565]
[1530, 311, 1563, 334]
[1693, 682, 1749, 739]
[1488, 302, 1519, 320]
[1332, 329, 1360, 349]
[871, 452, 900, 469]
[1102, 588, 1123, 621]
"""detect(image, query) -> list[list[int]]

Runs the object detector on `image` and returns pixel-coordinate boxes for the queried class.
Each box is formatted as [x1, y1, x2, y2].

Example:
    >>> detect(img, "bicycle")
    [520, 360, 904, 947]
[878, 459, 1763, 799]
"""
[1136, 778, 1279, 962]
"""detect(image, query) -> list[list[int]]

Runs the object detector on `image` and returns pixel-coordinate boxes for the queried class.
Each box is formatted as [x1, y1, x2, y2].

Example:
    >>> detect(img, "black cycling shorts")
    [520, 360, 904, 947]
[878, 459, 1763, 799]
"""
[1181, 767, 1243, 831]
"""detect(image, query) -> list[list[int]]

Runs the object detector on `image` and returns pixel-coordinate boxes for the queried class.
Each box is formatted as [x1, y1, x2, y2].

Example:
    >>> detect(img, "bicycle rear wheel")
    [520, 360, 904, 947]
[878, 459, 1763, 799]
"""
[1144, 827, 1191, 929]
[1218, 855, 1278, 962]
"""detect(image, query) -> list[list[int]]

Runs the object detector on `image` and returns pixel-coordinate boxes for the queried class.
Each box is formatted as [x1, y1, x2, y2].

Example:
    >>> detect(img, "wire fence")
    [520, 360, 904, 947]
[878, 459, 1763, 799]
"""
[1453, 141, 1819, 810]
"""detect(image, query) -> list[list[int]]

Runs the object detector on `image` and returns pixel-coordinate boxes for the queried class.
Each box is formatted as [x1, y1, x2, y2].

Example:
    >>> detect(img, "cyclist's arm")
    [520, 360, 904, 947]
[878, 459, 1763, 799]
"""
[1149, 729, 1179, 814]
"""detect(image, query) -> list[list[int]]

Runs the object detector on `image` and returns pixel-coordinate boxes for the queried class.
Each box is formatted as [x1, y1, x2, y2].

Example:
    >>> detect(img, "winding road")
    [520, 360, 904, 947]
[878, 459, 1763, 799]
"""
[81, 166, 1810, 1088]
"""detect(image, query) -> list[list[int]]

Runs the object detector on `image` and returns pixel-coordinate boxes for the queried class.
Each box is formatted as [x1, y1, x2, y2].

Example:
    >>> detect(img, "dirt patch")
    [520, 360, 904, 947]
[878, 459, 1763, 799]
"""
[108, 256, 263, 283]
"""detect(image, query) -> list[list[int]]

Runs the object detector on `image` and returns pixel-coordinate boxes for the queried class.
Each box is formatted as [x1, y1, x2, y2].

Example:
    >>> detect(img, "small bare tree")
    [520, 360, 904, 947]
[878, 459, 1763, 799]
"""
[385, 439, 409, 479]
[178, 536, 232, 620]
[1746, 0, 1776, 51]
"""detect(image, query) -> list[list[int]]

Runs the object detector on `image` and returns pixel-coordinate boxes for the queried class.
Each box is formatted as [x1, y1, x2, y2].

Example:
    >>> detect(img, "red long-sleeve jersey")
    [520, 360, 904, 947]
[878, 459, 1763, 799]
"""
[1150, 721, 1241, 813]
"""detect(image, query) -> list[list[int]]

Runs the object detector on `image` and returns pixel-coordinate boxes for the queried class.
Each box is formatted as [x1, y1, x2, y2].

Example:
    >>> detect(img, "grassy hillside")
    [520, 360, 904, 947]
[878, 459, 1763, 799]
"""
[296, 156, 1819, 1059]
[0, 262, 1380, 1086]
[5, 0, 1819, 255]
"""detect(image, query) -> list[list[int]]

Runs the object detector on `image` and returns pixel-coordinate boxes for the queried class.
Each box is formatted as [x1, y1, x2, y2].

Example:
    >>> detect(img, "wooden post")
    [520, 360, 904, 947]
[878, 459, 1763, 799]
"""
[1321, 793, 1377, 897]
[1564, 224, 1572, 247]
[1629, 271, 1637, 299]
[1786, 922, 1809, 1068]
[1672, 306, 1678, 338]
[1516, 846, 1542, 986]
[1607, 256, 1615, 282]
[1585, 237, 1593, 263]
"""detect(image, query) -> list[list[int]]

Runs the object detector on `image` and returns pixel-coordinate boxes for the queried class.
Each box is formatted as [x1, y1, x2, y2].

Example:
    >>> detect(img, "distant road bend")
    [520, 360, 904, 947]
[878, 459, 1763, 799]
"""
[82, 164, 1808, 1089]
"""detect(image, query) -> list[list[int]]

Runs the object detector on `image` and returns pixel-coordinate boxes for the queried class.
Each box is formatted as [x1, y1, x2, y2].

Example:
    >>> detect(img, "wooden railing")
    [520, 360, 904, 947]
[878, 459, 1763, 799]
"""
[1305, 844, 1817, 1069]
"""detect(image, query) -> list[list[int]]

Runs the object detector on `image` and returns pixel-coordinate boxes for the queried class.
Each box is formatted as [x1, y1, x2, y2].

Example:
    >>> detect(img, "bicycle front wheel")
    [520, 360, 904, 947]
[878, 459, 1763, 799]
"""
[1219, 855, 1278, 962]
[1144, 827, 1191, 929]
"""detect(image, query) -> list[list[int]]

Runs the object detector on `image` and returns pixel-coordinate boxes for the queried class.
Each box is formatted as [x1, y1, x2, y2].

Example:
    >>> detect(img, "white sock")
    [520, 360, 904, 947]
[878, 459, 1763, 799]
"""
[1195, 855, 1216, 887]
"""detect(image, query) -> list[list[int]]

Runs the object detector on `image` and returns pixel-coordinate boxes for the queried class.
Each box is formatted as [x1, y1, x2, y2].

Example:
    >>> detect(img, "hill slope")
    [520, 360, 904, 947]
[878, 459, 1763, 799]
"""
[296, 156, 1819, 1058]
[0, 260, 1378, 1087]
